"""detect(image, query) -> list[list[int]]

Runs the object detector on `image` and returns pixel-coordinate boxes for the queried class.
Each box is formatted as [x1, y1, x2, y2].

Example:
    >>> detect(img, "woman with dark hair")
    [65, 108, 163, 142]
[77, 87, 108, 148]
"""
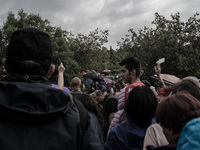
[146, 92, 200, 150]
[171, 79, 200, 100]
[143, 86, 172, 150]
[104, 86, 158, 150]
[77, 93, 104, 147]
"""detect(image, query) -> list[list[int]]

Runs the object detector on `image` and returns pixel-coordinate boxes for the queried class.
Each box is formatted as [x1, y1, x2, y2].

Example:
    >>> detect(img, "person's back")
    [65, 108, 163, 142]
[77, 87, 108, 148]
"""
[96, 90, 118, 141]
[78, 93, 105, 148]
[104, 86, 158, 150]
[0, 28, 102, 150]
[0, 79, 82, 149]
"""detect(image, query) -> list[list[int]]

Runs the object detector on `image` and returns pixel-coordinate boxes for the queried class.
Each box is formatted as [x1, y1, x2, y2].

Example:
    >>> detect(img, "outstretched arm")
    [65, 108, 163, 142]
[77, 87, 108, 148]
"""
[57, 62, 65, 90]
[154, 64, 165, 88]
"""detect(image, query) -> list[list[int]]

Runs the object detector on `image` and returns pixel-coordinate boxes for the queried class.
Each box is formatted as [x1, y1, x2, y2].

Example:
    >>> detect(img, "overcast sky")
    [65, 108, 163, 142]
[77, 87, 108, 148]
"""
[0, 0, 200, 49]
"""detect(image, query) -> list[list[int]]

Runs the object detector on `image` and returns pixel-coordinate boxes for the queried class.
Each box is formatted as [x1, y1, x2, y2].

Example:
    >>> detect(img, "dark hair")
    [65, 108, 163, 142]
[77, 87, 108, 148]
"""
[172, 79, 200, 101]
[77, 93, 104, 125]
[125, 86, 158, 128]
[119, 57, 141, 77]
[95, 90, 106, 97]
[9, 61, 47, 76]
[156, 92, 200, 134]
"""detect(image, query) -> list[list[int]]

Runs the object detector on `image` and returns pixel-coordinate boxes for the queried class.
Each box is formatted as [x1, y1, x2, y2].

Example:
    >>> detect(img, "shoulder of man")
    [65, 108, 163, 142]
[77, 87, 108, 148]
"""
[105, 93, 118, 101]
[124, 81, 145, 102]
[73, 97, 103, 150]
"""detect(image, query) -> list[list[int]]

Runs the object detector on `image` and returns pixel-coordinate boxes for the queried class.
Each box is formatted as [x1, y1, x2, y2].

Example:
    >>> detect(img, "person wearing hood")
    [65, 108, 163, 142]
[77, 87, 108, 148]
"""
[0, 28, 102, 150]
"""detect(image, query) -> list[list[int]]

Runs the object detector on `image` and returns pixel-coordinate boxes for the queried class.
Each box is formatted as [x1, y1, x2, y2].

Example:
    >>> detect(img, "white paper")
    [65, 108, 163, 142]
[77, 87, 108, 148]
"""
[156, 58, 165, 64]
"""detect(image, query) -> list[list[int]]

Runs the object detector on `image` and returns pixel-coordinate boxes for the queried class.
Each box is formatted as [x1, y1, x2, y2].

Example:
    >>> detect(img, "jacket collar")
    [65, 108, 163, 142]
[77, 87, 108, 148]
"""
[1, 74, 51, 85]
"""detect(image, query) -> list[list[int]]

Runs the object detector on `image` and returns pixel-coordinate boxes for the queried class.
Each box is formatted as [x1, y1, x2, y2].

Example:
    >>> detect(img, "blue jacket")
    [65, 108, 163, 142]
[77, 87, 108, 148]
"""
[104, 120, 149, 150]
[177, 117, 200, 150]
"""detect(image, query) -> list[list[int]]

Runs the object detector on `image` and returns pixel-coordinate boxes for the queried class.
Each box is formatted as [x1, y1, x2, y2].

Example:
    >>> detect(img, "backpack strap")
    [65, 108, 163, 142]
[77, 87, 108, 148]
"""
[73, 98, 88, 131]
[73, 98, 89, 149]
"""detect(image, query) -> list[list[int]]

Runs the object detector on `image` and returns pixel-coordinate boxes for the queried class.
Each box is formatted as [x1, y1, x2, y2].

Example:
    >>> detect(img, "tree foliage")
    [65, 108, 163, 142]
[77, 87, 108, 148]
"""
[1, 10, 200, 86]
[0, 9, 111, 84]
[118, 12, 200, 82]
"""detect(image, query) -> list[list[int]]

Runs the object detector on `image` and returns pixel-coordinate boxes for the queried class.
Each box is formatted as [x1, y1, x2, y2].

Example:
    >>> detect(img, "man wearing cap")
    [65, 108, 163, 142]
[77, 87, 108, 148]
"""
[0, 28, 102, 150]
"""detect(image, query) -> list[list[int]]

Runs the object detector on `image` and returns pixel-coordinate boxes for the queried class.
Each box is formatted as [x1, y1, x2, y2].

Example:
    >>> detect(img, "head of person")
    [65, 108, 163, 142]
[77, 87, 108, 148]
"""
[156, 92, 200, 143]
[182, 76, 200, 88]
[2, 28, 54, 77]
[70, 77, 82, 91]
[95, 90, 107, 103]
[172, 79, 200, 101]
[157, 86, 172, 102]
[125, 86, 158, 128]
[119, 57, 141, 84]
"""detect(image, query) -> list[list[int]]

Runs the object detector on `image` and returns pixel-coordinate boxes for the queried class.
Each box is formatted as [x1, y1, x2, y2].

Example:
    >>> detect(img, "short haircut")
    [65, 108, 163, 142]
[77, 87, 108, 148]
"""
[119, 57, 141, 77]
[70, 77, 81, 87]
[125, 86, 158, 128]
[156, 92, 200, 134]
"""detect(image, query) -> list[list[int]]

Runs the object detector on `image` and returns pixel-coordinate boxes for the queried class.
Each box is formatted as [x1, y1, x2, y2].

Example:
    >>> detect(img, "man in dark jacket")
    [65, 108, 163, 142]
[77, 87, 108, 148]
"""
[96, 90, 118, 141]
[0, 28, 102, 150]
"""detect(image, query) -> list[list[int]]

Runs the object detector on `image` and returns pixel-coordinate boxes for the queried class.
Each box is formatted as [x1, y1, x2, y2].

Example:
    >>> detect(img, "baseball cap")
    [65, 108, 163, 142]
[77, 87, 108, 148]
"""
[7, 28, 53, 73]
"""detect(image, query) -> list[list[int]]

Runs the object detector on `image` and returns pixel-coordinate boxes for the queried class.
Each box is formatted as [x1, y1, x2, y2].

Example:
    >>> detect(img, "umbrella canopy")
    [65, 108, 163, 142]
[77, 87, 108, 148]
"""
[91, 75, 104, 82]
[104, 77, 113, 83]
[101, 69, 112, 75]
[83, 70, 104, 81]
[103, 69, 111, 73]
[151, 74, 181, 85]
[105, 75, 114, 80]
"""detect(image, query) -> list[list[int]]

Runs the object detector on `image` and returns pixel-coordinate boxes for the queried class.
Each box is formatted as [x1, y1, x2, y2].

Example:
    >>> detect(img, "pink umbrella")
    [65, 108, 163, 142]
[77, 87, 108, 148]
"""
[104, 77, 113, 83]
[104, 77, 113, 91]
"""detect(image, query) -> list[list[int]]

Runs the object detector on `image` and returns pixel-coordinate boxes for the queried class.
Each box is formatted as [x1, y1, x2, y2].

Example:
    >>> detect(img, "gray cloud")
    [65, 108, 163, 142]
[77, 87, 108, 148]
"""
[1, 0, 200, 49]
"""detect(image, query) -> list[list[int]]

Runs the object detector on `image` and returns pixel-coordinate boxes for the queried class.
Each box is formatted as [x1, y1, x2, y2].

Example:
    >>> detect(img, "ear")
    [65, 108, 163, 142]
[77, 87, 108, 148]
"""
[130, 69, 136, 77]
[2, 58, 10, 74]
[45, 64, 55, 78]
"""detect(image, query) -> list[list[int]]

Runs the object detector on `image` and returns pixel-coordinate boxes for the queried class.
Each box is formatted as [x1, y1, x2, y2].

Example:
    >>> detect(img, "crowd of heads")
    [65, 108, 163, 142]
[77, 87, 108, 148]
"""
[1, 27, 200, 149]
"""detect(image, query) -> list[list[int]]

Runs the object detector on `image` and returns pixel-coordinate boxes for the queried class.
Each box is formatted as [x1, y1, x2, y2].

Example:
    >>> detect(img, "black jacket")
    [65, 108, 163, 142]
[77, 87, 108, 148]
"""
[0, 74, 102, 150]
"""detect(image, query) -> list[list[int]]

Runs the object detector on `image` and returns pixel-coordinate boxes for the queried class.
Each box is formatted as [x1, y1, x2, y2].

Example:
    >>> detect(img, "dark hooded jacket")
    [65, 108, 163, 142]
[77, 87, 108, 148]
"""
[0, 74, 102, 150]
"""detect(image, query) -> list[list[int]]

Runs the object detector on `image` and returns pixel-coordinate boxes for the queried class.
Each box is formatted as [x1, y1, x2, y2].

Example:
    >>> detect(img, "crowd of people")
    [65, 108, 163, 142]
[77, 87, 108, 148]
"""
[0, 27, 200, 150]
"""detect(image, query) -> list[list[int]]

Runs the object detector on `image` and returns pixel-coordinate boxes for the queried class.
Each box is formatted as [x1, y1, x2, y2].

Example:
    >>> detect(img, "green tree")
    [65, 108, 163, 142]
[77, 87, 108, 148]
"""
[0, 9, 111, 84]
[118, 12, 200, 83]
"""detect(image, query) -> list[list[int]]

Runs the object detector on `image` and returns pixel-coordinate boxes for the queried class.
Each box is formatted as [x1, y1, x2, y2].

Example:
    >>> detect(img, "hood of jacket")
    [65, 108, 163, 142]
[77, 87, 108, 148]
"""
[0, 74, 73, 124]
[177, 117, 200, 150]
